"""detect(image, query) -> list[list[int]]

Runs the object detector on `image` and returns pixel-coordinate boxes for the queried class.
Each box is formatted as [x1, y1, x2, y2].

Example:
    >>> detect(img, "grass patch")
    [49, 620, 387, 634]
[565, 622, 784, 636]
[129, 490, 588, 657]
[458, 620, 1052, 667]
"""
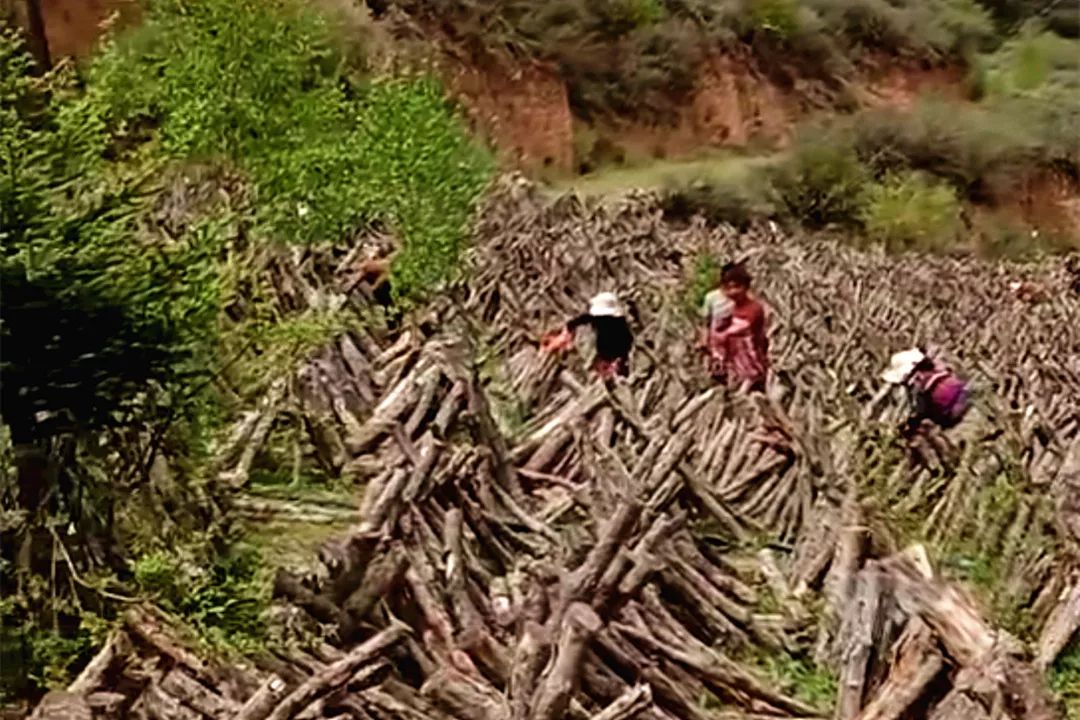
[741, 646, 837, 711]
[131, 540, 273, 656]
[555, 152, 774, 195]
[1052, 639, 1080, 720]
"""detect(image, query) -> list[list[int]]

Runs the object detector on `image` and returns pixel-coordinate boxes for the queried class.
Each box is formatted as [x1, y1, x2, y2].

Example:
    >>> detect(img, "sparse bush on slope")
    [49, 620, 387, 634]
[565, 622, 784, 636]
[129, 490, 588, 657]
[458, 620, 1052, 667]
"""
[383, 0, 1005, 123]
[850, 99, 1043, 195]
[858, 171, 962, 252]
[806, 0, 995, 56]
[772, 129, 869, 227]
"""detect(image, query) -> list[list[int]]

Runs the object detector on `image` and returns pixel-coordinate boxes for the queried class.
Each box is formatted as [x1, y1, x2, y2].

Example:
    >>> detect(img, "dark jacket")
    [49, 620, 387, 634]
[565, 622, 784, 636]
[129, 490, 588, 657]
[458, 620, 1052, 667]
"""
[567, 313, 633, 363]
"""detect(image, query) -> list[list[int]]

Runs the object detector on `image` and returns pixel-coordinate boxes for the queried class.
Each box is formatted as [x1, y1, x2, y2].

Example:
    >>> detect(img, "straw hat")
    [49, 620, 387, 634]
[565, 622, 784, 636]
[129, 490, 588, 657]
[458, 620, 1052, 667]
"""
[589, 292, 624, 318]
[881, 348, 926, 384]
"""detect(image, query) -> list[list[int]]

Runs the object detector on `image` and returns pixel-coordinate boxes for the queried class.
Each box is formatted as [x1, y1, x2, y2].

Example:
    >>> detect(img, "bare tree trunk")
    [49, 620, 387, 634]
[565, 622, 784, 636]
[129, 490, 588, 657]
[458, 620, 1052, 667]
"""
[22, 0, 51, 73]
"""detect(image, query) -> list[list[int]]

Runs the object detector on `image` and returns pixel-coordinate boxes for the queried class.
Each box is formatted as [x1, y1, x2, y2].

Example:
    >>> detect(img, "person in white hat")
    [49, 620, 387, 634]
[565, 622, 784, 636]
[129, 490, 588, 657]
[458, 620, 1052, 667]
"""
[882, 347, 970, 437]
[542, 291, 633, 379]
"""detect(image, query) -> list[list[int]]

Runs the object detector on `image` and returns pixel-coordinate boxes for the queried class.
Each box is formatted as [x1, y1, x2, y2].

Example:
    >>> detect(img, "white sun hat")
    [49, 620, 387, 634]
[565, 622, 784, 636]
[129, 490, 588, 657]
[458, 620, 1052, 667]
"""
[588, 292, 624, 318]
[881, 348, 926, 384]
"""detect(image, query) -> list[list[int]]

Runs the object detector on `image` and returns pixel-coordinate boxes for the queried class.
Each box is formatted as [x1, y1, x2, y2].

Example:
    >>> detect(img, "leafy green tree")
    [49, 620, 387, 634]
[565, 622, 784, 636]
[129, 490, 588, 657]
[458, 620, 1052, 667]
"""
[1, 30, 224, 697]
[89, 0, 493, 301]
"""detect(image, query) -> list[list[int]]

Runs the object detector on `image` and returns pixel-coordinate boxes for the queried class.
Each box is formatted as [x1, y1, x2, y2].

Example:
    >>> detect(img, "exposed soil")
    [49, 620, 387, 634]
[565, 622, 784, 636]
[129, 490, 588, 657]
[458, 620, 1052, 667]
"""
[583, 53, 797, 168]
[856, 56, 969, 110]
[999, 168, 1080, 242]
[35, 0, 140, 59]
[443, 58, 574, 173]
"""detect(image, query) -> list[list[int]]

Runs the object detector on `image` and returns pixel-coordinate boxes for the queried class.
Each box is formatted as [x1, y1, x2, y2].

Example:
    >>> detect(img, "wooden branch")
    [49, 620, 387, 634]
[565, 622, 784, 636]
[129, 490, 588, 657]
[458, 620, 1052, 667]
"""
[160, 668, 238, 718]
[29, 691, 91, 720]
[590, 684, 653, 720]
[67, 630, 128, 695]
[235, 676, 288, 720]
[420, 667, 512, 720]
[123, 606, 219, 686]
[855, 618, 943, 720]
[1035, 578, 1080, 670]
[530, 602, 603, 720]
[264, 622, 409, 720]
[836, 563, 884, 719]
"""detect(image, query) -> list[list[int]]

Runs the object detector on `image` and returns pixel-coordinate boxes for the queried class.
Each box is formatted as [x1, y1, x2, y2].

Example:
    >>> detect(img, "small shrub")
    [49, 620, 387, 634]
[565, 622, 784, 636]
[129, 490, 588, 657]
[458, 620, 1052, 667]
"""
[750, 0, 801, 39]
[681, 252, 721, 318]
[772, 130, 869, 227]
[805, 0, 993, 57]
[850, 99, 1040, 195]
[858, 171, 962, 252]
[132, 542, 271, 655]
[624, 0, 667, 27]
[743, 646, 837, 710]
[976, 29, 1080, 169]
[1051, 639, 1080, 720]
[970, 209, 1039, 258]
[660, 177, 776, 229]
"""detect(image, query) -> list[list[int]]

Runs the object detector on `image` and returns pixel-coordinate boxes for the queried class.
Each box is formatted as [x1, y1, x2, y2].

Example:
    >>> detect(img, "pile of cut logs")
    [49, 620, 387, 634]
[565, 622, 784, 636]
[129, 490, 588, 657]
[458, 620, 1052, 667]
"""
[32, 175, 1080, 719]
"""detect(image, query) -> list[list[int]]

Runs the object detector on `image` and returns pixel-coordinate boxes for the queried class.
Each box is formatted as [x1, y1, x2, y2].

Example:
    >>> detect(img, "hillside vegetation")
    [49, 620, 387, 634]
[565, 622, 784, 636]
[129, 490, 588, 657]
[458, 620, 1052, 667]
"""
[2, 0, 491, 702]
[1, 0, 1080, 718]
[382, 0, 1080, 252]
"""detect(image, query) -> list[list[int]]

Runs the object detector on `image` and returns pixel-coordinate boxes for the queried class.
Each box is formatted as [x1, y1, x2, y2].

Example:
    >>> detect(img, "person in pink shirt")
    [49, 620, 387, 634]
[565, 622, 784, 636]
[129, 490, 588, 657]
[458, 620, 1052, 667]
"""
[700, 262, 770, 393]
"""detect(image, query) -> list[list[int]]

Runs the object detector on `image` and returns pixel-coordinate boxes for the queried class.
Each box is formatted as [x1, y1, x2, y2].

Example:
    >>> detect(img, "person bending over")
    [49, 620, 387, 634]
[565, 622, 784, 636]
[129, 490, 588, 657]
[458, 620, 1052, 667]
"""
[542, 292, 633, 379]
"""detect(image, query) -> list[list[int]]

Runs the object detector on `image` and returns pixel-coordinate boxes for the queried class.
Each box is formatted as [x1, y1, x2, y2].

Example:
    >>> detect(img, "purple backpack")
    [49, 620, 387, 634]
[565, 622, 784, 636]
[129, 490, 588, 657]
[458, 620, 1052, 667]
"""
[926, 371, 970, 423]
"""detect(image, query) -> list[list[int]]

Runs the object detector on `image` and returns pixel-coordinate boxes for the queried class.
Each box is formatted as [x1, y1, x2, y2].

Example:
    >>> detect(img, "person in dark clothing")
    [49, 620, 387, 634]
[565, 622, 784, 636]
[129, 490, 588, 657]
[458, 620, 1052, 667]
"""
[542, 292, 633, 379]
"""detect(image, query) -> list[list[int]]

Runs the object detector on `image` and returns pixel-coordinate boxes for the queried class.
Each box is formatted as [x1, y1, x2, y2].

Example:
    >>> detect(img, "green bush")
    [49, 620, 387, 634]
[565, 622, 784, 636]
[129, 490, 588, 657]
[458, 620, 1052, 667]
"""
[1051, 639, 1080, 720]
[850, 98, 1043, 195]
[793, 0, 995, 56]
[90, 0, 494, 301]
[977, 28, 1080, 167]
[133, 542, 271, 655]
[681, 252, 720, 318]
[1, 26, 223, 449]
[624, 0, 668, 26]
[772, 130, 869, 227]
[750, 0, 801, 38]
[660, 177, 776, 229]
[858, 171, 962, 252]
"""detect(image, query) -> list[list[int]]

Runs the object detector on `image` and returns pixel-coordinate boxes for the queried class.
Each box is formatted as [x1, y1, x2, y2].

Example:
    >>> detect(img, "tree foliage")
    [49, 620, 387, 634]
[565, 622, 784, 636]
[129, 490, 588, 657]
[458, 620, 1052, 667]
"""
[89, 0, 493, 301]
[2, 0, 493, 697]
[1, 27, 221, 448]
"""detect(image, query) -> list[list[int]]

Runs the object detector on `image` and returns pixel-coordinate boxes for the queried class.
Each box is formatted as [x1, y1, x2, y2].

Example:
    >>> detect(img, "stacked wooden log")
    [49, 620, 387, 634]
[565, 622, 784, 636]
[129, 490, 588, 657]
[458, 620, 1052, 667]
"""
[33, 175, 1080, 719]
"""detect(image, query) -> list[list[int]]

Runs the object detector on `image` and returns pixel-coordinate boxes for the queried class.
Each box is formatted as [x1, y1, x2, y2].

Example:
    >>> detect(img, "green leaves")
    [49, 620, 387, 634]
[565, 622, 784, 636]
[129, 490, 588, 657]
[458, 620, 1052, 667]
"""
[772, 129, 869, 228]
[88, 0, 493, 301]
[132, 543, 271, 656]
[858, 171, 962, 252]
[1, 29, 219, 444]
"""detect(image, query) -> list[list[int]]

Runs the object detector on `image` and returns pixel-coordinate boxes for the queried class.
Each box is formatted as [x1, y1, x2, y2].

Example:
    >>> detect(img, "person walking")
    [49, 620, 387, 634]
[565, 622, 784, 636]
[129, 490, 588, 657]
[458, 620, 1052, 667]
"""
[700, 262, 769, 393]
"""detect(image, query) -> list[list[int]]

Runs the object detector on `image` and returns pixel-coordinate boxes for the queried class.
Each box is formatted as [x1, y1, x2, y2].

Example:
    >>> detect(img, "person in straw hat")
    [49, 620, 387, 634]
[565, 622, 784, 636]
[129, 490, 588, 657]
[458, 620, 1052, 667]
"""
[882, 347, 970, 437]
[542, 291, 633, 379]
